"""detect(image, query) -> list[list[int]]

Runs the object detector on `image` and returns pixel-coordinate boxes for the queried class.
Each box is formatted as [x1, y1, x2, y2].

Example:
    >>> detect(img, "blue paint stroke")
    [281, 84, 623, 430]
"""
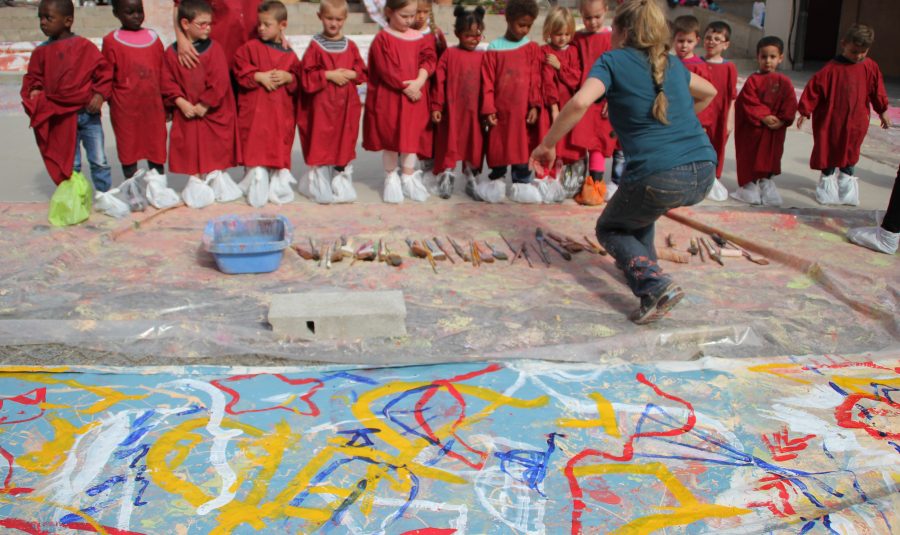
[114, 444, 150, 469]
[321, 371, 379, 386]
[336, 428, 380, 448]
[119, 410, 156, 447]
[175, 404, 206, 417]
[494, 433, 563, 497]
[86, 474, 127, 497]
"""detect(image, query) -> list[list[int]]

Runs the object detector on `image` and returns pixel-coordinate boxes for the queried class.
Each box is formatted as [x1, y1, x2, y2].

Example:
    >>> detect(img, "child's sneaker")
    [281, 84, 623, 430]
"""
[401, 170, 429, 202]
[847, 226, 899, 254]
[758, 178, 783, 206]
[730, 181, 762, 205]
[815, 171, 839, 205]
[383, 168, 404, 204]
[509, 182, 542, 203]
[629, 281, 685, 325]
[837, 172, 859, 206]
[706, 179, 729, 201]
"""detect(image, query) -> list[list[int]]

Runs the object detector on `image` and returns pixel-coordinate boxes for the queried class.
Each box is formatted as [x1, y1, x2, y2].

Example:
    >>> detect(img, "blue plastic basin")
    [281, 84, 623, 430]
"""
[202, 215, 293, 274]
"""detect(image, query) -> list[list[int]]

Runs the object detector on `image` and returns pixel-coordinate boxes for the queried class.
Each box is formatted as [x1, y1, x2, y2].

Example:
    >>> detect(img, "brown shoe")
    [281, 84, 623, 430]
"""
[629, 282, 685, 325]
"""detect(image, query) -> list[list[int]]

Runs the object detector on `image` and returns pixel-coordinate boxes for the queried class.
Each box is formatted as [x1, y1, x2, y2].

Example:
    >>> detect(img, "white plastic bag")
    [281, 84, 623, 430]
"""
[206, 169, 243, 203]
[383, 169, 404, 204]
[837, 173, 859, 206]
[182, 175, 215, 209]
[474, 178, 506, 203]
[94, 189, 130, 218]
[269, 168, 297, 205]
[143, 169, 180, 209]
[401, 170, 430, 202]
[560, 160, 585, 198]
[815, 172, 839, 205]
[299, 166, 334, 204]
[238, 166, 269, 208]
[750, 1, 765, 28]
[119, 175, 147, 212]
[706, 179, 729, 201]
[535, 178, 565, 204]
[510, 182, 542, 204]
[331, 165, 357, 204]
[436, 170, 455, 199]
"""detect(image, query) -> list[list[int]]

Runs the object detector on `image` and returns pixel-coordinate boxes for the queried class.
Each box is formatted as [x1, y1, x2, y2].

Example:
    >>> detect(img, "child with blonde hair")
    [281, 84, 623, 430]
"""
[363, 0, 437, 203]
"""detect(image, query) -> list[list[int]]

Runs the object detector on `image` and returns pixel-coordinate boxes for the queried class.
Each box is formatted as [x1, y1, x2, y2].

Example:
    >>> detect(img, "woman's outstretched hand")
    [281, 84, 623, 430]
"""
[529, 143, 555, 177]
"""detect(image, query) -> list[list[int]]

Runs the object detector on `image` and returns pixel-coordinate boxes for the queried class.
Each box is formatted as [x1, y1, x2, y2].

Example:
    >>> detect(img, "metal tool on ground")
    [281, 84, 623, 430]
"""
[724, 238, 770, 265]
[433, 237, 456, 264]
[520, 242, 535, 268]
[474, 241, 494, 263]
[697, 237, 706, 263]
[548, 231, 584, 254]
[701, 237, 724, 266]
[486, 241, 508, 261]
[500, 233, 520, 264]
[710, 233, 727, 248]
[538, 228, 571, 261]
[532, 240, 551, 267]
[447, 236, 471, 263]
[425, 239, 447, 261]
[583, 235, 607, 255]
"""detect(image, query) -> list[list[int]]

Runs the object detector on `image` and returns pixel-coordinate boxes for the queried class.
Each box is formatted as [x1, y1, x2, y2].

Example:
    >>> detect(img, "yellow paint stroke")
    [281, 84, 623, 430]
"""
[557, 392, 620, 437]
[16, 417, 99, 475]
[570, 462, 751, 534]
[831, 375, 900, 396]
[0, 365, 71, 373]
[5, 372, 147, 414]
[746, 363, 811, 385]
[0, 493, 109, 534]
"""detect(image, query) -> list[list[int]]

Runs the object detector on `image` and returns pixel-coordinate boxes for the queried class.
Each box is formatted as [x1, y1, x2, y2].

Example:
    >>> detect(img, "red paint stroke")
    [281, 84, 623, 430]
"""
[803, 360, 895, 374]
[412, 364, 502, 470]
[834, 392, 900, 440]
[0, 388, 47, 425]
[400, 530, 457, 535]
[210, 374, 324, 417]
[564, 372, 697, 534]
[761, 427, 816, 462]
[0, 446, 34, 496]
[747, 473, 799, 517]
[585, 480, 622, 505]
[0, 518, 50, 535]
[58, 523, 146, 534]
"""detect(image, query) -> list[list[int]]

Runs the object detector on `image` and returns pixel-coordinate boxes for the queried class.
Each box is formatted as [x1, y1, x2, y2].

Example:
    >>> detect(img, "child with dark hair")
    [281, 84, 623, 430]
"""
[233, 0, 301, 207]
[731, 36, 796, 206]
[103, 0, 168, 202]
[798, 24, 891, 206]
[700, 20, 736, 201]
[161, 0, 239, 208]
[22, 0, 113, 195]
[429, 5, 486, 199]
[297, 0, 367, 204]
[671, 15, 708, 79]
[478, 0, 542, 203]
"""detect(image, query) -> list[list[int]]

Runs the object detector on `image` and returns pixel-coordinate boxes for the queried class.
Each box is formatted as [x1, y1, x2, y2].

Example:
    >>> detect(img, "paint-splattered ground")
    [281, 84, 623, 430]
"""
[0, 201, 896, 366]
[0, 352, 897, 534]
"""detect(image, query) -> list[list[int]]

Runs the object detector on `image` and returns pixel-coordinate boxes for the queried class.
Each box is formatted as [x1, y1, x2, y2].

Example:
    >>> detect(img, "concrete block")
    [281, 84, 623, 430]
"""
[268, 291, 407, 341]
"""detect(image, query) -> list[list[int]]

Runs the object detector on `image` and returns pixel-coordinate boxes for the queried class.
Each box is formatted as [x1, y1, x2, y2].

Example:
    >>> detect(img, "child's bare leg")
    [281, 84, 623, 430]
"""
[399, 153, 417, 176]
[383, 150, 399, 172]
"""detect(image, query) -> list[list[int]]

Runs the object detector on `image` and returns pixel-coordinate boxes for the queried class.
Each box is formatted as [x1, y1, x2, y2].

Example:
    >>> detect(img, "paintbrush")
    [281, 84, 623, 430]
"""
[330, 239, 343, 263]
[425, 239, 447, 261]
[538, 228, 571, 261]
[666, 233, 677, 248]
[688, 238, 699, 257]
[446, 236, 471, 263]
[486, 241, 508, 261]
[405, 238, 429, 259]
[583, 235, 607, 256]
[292, 244, 316, 260]
[470, 240, 481, 267]
[433, 237, 456, 264]
[520, 242, 534, 268]
[340, 235, 354, 258]
[531, 241, 551, 267]
[474, 241, 494, 263]
[701, 237, 724, 266]
[383, 242, 403, 267]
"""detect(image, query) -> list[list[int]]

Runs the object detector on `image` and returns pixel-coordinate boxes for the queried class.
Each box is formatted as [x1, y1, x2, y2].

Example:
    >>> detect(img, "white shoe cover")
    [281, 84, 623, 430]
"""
[535, 177, 565, 203]
[509, 182, 542, 204]
[238, 166, 269, 208]
[143, 169, 180, 209]
[299, 166, 334, 204]
[847, 226, 899, 254]
[837, 172, 859, 206]
[331, 166, 357, 204]
[815, 172, 839, 205]
[436, 170, 455, 199]
[267, 168, 297, 205]
[706, 179, 729, 201]
[474, 178, 506, 203]
[206, 170, 243, 203]
[383, 169, 404, 204]
[758, 178, 783, 206]
[119, 175, 148, 212]
[605, 180, 618, 201]
[401, 170, 430, 202]
[94, 189, 130, 218]
[182, 175, 215, 208]
[730, 181, 762, 205]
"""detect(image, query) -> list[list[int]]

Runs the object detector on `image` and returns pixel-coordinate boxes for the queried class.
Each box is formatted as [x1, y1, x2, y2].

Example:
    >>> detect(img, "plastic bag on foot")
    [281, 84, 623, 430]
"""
[706, 179, 729, 201]
[182, 176, 215, 208]
[119, 175, 147, 212]
[94, 189, 130, 218]
[331, 166, 357, 203]
[401, 170, 430, 202]
[238, 166, 269, 208]
[815, 172, 839, 205]
[535, 177, 565, 203]
[143, 170, 180, 209]
[383, 169, 404, 203]
[269, 168, 297, 205]
[206, 169, 243, 203]
[510, 182, 542, 204]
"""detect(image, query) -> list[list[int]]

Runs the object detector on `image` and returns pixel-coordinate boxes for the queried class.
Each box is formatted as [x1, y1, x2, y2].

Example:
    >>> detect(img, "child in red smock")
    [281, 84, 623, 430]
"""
[172, 0, 261, 70]
[700, 20, 737, 201]
[731, 36, 796, 207]
[22, 0, 112, 191]
[363, 0, 437, 203]
[479, 0, 542, 204]
[161, 0, 238, 208]
[103, 0, 167, 189]
[429, 5, 485, 199]
[297, 0, 367, 204]
[539, 6, 583, 203]
[798, 24, 891, 206]
[233, 0, 300, 207]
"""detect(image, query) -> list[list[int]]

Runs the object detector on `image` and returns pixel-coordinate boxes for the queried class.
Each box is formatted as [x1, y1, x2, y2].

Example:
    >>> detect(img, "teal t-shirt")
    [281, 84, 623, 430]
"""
[588, 47, 716, 182]
[487, 36, 531, 51]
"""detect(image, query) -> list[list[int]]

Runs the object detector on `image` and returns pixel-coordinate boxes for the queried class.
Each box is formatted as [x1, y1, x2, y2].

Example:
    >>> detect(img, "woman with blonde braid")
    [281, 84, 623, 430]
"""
[531, 0, 717, 324]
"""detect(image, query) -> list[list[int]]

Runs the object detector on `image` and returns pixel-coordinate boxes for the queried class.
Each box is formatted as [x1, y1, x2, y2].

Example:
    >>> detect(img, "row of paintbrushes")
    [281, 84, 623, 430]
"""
[656, 233, 770, 266]
[291, 229, 609, 272]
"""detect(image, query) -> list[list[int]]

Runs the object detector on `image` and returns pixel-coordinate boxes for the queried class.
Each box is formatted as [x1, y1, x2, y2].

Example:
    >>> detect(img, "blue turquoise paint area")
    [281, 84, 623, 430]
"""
[0, 354, 897, 534]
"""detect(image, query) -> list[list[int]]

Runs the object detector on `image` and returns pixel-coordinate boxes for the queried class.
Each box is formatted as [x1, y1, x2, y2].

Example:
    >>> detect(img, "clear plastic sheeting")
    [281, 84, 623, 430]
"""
[0, 202, 897, 367]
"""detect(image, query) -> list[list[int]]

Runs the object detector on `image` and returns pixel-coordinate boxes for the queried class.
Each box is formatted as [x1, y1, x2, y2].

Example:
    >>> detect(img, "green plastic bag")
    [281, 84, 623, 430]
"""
[48, 171, 92, 227]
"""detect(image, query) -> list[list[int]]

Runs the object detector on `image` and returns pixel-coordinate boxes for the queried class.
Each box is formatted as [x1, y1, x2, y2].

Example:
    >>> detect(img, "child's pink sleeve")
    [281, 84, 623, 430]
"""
[481, 50, 497, 116]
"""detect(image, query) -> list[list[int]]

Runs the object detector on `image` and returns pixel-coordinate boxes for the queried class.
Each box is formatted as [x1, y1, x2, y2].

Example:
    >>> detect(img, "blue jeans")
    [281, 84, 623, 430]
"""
[73, 111, 111, 192]
[596, 161, 715, 299]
